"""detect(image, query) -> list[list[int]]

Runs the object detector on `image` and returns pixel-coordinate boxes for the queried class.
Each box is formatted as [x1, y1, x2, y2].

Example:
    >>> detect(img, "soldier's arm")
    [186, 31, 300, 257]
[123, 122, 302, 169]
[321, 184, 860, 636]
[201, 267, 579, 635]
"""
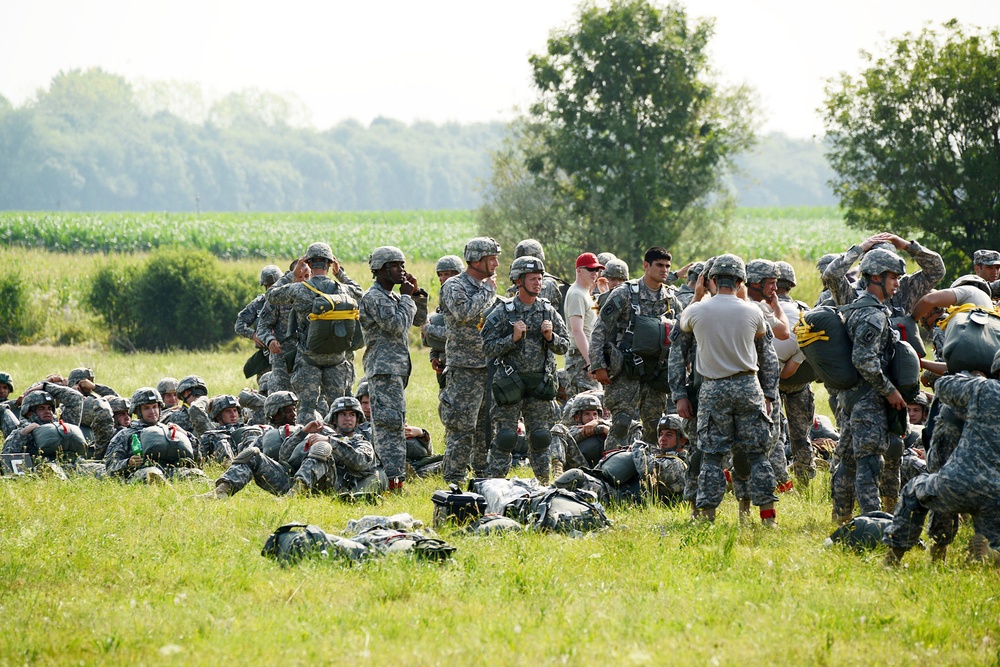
[411, 291, 429, 328]
[443, 279, 497, 323]
[234, 295, 263, 340]
[897, 240, 946, 311]
[933, 372, 982, 412]
[755, 329, 780, 401]
[656, 455, 688, 495]
[103, 430, 134, 476]
[545, 309, 570, 355]
[632, 445, 655, 478]
[90, 400, 116, 457]
[1, 428, 29, 455]
[238, 389, 265, 410]
[44, 382, 84, 425]
[265, 281, 297, 306]
[1, 407, 20, 438]
[850, 316, 895, 397]
[255, 302, 279, 347]
[331, 436, 378, 477]
[822, 245, 863, 307]
[187, 396, 213, 438]
[667, 328, 693, 402]
[278, 428, 306, 464]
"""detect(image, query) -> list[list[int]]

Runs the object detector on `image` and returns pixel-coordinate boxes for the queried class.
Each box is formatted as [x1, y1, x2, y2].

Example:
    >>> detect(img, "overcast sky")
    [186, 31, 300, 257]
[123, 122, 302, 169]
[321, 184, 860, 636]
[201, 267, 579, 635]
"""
[3, 0, 999, 138]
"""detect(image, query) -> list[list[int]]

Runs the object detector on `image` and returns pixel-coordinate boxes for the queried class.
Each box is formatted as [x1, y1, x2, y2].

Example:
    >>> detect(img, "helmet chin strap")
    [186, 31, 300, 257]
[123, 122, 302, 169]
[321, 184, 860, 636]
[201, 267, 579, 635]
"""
[871, 273, 889, 301]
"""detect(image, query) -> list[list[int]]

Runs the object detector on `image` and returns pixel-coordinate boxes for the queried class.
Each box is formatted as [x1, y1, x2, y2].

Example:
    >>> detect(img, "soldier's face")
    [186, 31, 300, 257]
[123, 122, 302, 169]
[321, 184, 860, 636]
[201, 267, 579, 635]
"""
[278, 404, 297, 425]
[608, 278, 624, 290]
[437, 270, 459, 286]
[883, 272, 901, 296]
[33, 404, 55, 423]
[359, 395, 371, 419]
[337, 411, 357, 433]
[0, 383, 9, 400]
[975, 263, 1000, 282]
[520, 272, 543, 297]
[114, 412, 130, 428]
[579, 409, 600, 424]
[162, 391, 178, 408]
[657, 429, 681, 450]
[761, 278, 778, 299]
[643, 259, 671, 285]
[219, 407, 240, 426]
[140, 403, 160, 424]
[384, 261, 406, 284]
[471, 255, 499, 277]
[907, 404, 925, 425]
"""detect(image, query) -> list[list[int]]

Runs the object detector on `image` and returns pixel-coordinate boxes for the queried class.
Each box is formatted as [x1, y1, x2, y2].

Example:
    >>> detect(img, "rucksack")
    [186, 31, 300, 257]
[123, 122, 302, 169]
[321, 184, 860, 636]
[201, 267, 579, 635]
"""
[259, 424, 296, 460]
[431, 484, 487, 528]
[32, 421, 87, 460]
[303, 279, 362, 355]
[351, 528, 456, 561]
[593, 449, 638, 487]
[941, 306, 1000, 374]
[504, 488, 611, 534]
[421, 312, 446, 352]
[261, 522, 336, 564]
[139, 423, 194, 464]
[794, 307, 860, 390]
[826, 511, 895, 551]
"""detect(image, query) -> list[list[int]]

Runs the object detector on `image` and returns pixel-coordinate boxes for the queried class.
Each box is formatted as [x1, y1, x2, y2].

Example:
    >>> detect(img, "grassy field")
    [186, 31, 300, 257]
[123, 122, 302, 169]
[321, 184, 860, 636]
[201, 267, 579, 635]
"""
[0, 345, 997, 665]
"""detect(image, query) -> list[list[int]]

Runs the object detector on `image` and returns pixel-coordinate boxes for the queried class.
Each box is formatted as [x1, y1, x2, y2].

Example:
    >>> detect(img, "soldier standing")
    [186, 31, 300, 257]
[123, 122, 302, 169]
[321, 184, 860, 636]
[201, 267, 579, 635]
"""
[438, 237, 501, 484]
[481, 256, 569, 482]
[563, 252, 604, 395]
[359, 246, 427, 491]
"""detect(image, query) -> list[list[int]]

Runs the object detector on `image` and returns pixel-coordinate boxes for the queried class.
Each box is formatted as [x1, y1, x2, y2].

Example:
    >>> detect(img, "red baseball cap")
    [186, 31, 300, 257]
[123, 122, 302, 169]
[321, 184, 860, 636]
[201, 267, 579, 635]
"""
[576, 252, 605, 270]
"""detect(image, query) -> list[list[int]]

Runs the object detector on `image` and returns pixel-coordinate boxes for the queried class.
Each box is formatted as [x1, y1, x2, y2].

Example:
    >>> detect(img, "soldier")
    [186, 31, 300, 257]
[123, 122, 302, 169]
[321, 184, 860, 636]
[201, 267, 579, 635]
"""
[675, 262, 704, 309]
[424, 254, 464, 390]
[591, 247, 682, 449]
[1, 385, 92, 476]
[633, 414, 689, 504]
[359, 245, 428, 491]
[595, 258, 629, 311]
[157, 378, 180, 410]
[108, 396, 131, 431]
[199, 395, 384, 500]
[505, 239, 566, 311]
[438, 237, 501, 484]
[0, 372, 19, 437]
[814, 254, 839, 308]
[197, 394, 263, 464]
[482, 256, 569, 482]
[774, 261, 816, 487]
[266, 242, 364, 423]
[65, 368, 115, 460]
[104, 388, 205, 484]
[551, 392, 609, 472]
[679, 254, 778, 525]
[235, 264, 283, 345]
[884, 360, 1000, 567]
[971, 249, 1000, 298]
[831, 248, 909, 522]
[667, 309, 702, 518]
[255, 259, 312, 393]
[161, 375, 213, 437]
[563, 252, 604, 395]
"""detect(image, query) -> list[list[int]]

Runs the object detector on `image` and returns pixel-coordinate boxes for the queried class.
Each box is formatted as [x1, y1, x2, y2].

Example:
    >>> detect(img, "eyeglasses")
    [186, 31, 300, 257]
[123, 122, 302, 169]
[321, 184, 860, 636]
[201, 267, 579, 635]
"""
[584, 267, 601, 273]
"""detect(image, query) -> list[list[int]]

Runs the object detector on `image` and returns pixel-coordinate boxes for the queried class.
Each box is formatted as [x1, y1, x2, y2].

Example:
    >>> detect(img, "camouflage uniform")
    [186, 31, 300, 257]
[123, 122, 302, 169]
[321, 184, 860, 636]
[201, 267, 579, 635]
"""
[590, 280, 682, 448]
[359, 281, 425, 482]
[80, 394, 116, 460]
[505, 275, 564, 312]
[238, 388, 267, 425]
[885, 373, 1000, 552]
[255, 298, 294, 392]
[778, 294, 816, 482]
[667, 327, 702, 504]
[235, 293, 267, 341]
[424, 310, 448, 389]
[439, 271, 497, 483]
[161, 395, 212, 438]
[103, 421, 205, 484]
[482, 296, 569, 480]
[1, 403, 19, 438]
[822, 240, 945, 314]
[920, 400, 965, 549]
[832, 292, 897, 517]
[266, 273, 363, 424]
[1, 383, 85, 459]
[632, 443, 687, 504]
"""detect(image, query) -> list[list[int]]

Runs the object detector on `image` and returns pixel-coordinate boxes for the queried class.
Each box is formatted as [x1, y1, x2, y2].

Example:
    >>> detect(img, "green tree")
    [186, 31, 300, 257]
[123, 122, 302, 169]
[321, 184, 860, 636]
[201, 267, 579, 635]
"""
[515, 0, 756, 264]
[823, 21, 1000, 269]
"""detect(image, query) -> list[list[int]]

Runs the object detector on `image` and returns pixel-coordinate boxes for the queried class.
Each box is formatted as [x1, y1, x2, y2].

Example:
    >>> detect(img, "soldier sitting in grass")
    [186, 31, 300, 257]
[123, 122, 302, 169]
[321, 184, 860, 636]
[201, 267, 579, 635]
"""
[2, 381, 95, 477]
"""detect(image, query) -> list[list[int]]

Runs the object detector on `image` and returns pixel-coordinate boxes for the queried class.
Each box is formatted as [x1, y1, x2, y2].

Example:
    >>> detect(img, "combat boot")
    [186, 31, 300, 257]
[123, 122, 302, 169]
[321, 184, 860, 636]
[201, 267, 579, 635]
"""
[968, 534, 1000, 567]
[698, 507, 716, 523]
[760, 503, 777, 527]
[195, 480, 233, 500]
[738, 498, 752, 524]
[883, 546, 907, 567]
[881, 496, 898, 513]
[929, 543, 947, 563]
[551, 458, 564, 478]
[689, 500, 699, 521]
[285, 479, 309, 497]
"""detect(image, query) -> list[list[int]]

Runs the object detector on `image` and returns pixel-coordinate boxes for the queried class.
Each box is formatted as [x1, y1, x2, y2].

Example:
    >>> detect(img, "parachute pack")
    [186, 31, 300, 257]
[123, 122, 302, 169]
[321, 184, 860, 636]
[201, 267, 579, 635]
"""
[139, 423, 194, 464]
[32, 421, 87, 460]
[794, 306, 860, 390]
[502, 487, 612, 535]
[302, 279, 363, 355]
[825, 511, 896, 552]
[939, 305, 1000, 374]
[261, 520, 455, 566]
[421, 311, 447, 352]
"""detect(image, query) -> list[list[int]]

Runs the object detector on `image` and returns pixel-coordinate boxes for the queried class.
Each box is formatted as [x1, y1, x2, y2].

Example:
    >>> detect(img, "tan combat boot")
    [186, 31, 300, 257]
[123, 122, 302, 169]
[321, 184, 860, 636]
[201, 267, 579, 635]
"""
[929, 543, 948, 563]
[968, 534, 1000, 567]
[881, 496, 898, 513]
[738, 498, 752, 524]
[285, 479, 310, 497]
[195, 480, 233, 500]
[883, 546, 907, 567]
[551, 459, 564, 478]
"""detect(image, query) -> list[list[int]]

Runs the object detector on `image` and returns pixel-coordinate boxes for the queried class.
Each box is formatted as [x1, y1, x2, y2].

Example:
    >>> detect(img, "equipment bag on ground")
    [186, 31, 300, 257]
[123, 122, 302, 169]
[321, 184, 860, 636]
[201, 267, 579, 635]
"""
[431, 484, 487, 527]
[503, 488, 611, 534]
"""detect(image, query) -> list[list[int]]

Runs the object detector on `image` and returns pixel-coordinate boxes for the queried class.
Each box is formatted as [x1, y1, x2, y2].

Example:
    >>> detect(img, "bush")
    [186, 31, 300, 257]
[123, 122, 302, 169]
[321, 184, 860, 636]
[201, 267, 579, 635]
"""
[86, 249, 258, 351]
[0, 275, 31, 343]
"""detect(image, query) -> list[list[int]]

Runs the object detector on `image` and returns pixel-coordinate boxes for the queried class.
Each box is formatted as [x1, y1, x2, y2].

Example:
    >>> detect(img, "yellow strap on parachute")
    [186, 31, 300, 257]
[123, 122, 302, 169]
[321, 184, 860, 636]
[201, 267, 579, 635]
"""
[793, 310, 828, 348]
[302, 280, 359, 322]
[937, 303, 1000, 331]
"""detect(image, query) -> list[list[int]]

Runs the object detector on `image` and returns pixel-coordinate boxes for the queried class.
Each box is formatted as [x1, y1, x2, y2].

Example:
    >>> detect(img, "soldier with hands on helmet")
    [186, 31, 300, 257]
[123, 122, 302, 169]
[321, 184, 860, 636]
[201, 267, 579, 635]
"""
[359, 246, 428, 492]
[161, 374, 213, 437]
[481, 255, 569, 483]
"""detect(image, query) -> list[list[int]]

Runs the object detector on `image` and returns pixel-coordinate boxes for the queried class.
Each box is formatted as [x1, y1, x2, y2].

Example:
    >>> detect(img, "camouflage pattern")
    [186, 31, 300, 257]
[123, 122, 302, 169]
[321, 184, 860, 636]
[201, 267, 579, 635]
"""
[161, 395, 213, 437]
[80, 394, 115, 459]
[632, 444, 687, 503]
[367, 374, 408, 481]
[482, 295, 569, 479]
[563, 350, 600, 395]
[255, 279, 296, 392]
[439, 366, 491, 483]
[103, 420, 200, 478]
[288, 361, 353, 425]
[238, 388, 267, 425]
[766, 394, 789, 486]
[360, 281, 423, 378]
[439, 271, 497, 369]
[695, 375, 776, 510]
[781, 384, 816, 481]
[923, 401, 965, 547]
[235, 293, 267, 340]
[675, 284, 696, 309]
[823, 240, 945, 312]
[591, 279, 682, 447]
[885, 373, 1000, 552]
[1, 403, 19, 438]
[504, 275, 564, 312]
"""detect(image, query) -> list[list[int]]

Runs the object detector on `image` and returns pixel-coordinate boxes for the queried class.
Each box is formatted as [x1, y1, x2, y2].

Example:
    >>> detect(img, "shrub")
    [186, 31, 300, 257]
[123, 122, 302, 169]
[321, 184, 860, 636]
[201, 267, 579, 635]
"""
[86, 249, 258, 351]
[0, 275, 31, 343]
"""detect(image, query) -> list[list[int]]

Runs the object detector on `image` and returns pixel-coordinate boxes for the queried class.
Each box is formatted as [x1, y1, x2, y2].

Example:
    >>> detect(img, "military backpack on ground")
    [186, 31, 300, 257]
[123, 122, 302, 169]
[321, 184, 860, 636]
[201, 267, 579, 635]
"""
[32, 421, 87, 460]
[431, 484, 487, 528]
[139, 424, 194, 464]
[827, 511, 895, 551]
[303, 279, 363, 355]
[504, 488, 611, 534]
[262, 522, 335, 564]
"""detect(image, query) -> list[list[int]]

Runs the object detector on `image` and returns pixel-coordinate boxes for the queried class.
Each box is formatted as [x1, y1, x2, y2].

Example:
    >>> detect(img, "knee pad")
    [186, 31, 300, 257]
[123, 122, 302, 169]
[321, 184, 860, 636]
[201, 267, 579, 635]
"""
[745, 452, 767, 468]
[232, 446, 260, 467]
[703, 452, 724, 467]
[528, 428, 551, 453]
[609, 413, 631, 439]
[554, 469, 588, 489]
[306, 440, 333, 462]
[494, 428, 518, 454]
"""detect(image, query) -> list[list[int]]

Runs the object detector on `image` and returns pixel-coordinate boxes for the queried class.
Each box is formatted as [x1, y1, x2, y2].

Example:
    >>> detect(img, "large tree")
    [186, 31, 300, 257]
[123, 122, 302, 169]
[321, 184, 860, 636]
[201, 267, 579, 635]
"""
[516, 0, 755, 263]
[824, 20, 1000, 268]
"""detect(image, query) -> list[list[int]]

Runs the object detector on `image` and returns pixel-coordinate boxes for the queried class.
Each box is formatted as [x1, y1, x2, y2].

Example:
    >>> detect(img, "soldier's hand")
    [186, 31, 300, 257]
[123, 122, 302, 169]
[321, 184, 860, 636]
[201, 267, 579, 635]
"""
[128, 455, 143, 468]
[46, 374, 65, 385]
[294, 258, 311, 282]
[430, 358, 444, 374]
[21, 423, 39, 436]
[541, 320, 553, 341]
[268, 340, 282, 356]
[693, 273, 707, 302]
[302, 420, 325, 434]
[676, 398, 694, 420]
[736, 283, 748, 300]
[331, 259, 341, 276]
[595, 276, 610, 293]
[861, 232, 893, 252]
[765, 398, 773, 417]
[400, 273, 417, 296]
[305, 433, 329, 447]
[512, 320, 527, 341]
[677, 262, 694, 279]
[593, 368, 611, 386]
[76, 378, 96, 393]
[886, 389, 907, 410]
[485, 275, 497, 290]
[252, 333, 265, 349]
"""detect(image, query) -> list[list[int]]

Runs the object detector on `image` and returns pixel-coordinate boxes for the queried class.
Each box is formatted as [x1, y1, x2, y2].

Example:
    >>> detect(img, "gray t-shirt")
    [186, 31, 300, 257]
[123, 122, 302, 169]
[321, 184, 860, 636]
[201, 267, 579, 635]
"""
[952, 285, 993, 309]
[564, 282, 597, 354]
[680, 294, 766, 379]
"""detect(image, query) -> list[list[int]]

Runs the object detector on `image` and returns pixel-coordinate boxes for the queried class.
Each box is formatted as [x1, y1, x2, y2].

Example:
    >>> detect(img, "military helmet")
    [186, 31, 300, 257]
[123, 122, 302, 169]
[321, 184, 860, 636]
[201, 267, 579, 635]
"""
[108, 396, 130, 414]
[176, 375, 207, 396]
[775, 261, 797, 287]
[707, 254, 746, 281]
[597, 252, 617, 267]
[355, 380, 370, 398]
[328, 395, 365, 421]
[464, 237, 502, 262]
[910, 392, 929, 408]
[259, 264, 283, 287]
[950, 274, 991, 296]
[745, 259, 780, 285]
[130, 387, 163, 415]
[687, 262, 705, 283]
[603, 258, 629, 281]
[209, 394, 240, 421]
[369, 246, 406, 271]
[156, 377, 178, 395]
[860, 248, 906, 277]
[816, 253, 838, 274]
[509, 256, 546, 283]
[67, 367, 95, 386]
[258, 372, 272, 395]
[20, 391, 56, 418]
[657, 414, 688, 439]
[571, 393, 603, 419]
[514, 239, 545, 262]
[435, 255, 465, 274]
[305, 242, 335, 263]
[0, 371, 13, 391]
[263, 390, 298, 421]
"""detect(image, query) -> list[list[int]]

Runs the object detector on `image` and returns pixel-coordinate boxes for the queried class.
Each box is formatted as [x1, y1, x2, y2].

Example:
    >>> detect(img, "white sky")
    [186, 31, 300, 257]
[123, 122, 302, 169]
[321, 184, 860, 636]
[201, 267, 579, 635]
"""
[3, 0, 999, 138]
